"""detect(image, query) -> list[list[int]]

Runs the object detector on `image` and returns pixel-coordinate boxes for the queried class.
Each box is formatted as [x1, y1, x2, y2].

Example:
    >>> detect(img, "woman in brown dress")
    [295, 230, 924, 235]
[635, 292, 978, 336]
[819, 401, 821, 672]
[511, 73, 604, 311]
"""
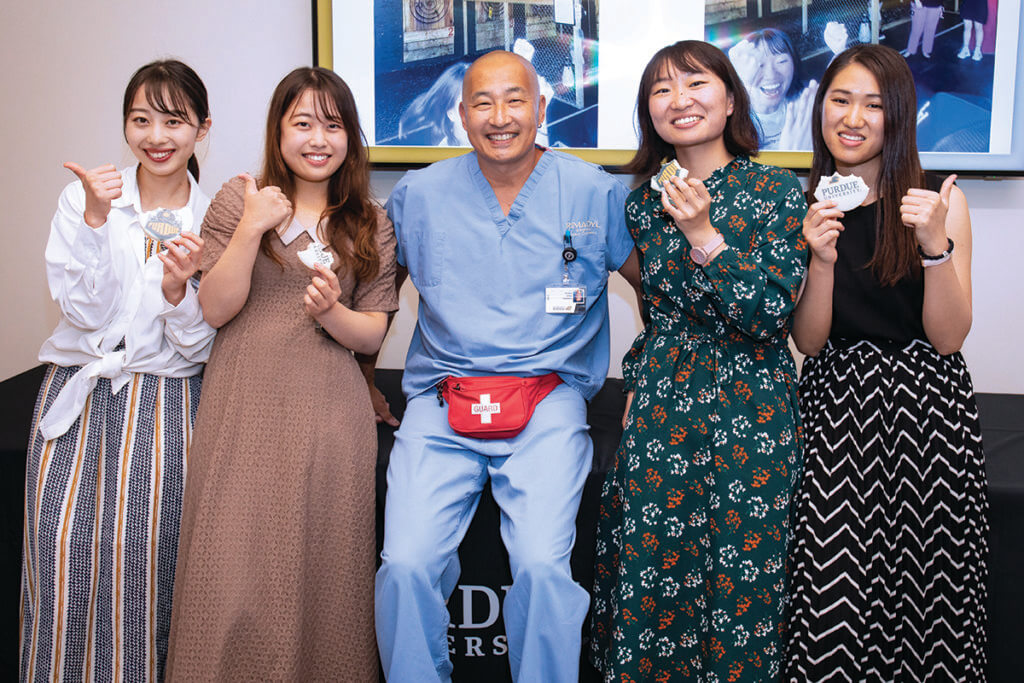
[166, 67, 398, 681]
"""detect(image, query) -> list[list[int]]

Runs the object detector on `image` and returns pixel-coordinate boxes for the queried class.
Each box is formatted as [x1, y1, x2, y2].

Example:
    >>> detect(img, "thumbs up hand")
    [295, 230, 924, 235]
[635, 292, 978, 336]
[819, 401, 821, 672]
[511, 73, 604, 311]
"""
[237, 172, 292, 238]
[64, 162, 122, 228]
[900, 174, 957, 255]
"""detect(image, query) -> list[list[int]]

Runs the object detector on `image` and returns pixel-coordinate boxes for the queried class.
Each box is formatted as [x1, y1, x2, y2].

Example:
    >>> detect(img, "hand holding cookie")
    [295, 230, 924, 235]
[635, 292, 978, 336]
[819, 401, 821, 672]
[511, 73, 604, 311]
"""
[304, 263, 341, 319]
[803, 201, 845, 265]
[661, 175, 713, 238]
[159, 231, 204, 306]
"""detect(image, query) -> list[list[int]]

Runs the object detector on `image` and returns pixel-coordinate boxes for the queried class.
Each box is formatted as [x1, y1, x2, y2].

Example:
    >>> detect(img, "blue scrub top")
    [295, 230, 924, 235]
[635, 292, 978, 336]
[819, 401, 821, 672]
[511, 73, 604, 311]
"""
[387, 149, 632, 401]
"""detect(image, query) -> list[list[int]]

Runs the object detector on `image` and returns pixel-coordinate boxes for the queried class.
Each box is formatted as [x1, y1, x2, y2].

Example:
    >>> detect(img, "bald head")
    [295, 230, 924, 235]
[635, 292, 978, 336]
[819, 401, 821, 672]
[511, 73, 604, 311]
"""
[458, 49, 547, 174]
[462, 51, 541, 104]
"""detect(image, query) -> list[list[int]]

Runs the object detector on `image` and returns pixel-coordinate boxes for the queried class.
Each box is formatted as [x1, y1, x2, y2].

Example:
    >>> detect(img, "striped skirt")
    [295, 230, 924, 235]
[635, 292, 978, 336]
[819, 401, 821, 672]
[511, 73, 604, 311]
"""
[21, 364, 201, 683]
[785, 339, 988, 682]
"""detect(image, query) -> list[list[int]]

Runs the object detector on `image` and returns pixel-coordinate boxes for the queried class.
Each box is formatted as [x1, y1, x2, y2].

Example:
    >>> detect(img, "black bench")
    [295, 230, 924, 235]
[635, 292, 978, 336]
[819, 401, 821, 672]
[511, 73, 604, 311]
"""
[2, 365, 1021, 681]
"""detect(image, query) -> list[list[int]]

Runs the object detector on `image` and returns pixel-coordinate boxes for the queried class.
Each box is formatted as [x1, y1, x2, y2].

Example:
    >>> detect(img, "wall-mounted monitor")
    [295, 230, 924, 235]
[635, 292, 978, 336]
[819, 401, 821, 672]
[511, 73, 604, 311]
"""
[315, 0, 1024, 173]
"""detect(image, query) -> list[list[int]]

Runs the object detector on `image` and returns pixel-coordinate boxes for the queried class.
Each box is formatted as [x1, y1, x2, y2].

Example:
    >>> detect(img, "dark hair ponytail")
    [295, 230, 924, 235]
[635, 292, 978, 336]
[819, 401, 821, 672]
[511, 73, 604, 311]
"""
[123, 59, 210, 180]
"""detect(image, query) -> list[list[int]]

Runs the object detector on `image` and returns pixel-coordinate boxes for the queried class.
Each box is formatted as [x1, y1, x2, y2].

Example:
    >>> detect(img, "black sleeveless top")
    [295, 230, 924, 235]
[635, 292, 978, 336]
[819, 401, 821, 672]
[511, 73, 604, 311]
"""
[829, 201, 927, 345]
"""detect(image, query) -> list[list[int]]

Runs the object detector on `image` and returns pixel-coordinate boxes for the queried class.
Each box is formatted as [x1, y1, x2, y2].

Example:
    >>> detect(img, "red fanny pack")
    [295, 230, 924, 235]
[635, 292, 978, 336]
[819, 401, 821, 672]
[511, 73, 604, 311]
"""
[438, 373, 563, 439]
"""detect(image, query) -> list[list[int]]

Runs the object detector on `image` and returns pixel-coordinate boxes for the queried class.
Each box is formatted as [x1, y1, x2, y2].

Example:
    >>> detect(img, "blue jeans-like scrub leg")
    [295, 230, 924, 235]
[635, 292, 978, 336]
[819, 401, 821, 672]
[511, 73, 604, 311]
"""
[375, 384, 593, 682]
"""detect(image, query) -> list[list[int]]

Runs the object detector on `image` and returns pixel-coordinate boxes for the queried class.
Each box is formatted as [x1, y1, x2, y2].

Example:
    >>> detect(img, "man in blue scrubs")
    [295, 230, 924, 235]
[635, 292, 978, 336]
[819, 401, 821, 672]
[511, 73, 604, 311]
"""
[375, 50, 637, 682]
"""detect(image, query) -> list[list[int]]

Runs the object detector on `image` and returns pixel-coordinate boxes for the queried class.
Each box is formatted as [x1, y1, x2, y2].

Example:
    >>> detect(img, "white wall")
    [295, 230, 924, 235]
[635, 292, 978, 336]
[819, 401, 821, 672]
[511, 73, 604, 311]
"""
[3, 2, 1023, 394]
[0, 0, 311, 380]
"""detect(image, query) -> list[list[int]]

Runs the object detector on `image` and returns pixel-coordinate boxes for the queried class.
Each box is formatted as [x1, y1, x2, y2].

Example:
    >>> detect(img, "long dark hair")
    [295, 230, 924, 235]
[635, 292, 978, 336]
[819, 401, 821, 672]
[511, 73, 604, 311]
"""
[259, 67, 380, 282]
[626, 40, 759, 179]
[122, 60, 209, 180]
[809, 44, 923, 286]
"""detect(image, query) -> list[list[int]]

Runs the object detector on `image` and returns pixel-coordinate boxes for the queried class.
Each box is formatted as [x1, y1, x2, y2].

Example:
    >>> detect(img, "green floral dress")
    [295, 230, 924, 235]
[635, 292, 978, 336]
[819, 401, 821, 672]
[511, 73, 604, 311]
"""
[590, 157, 808, 682]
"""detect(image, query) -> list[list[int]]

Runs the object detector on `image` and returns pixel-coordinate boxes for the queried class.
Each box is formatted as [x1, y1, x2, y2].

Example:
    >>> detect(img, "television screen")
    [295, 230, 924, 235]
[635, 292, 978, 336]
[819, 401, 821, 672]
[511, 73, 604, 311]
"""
[321, 0, 1023, 172]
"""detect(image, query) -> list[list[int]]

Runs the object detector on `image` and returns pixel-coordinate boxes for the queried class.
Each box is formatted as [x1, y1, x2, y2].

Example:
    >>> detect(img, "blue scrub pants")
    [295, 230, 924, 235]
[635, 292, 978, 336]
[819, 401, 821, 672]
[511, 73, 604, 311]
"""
[375, 383, 593, 682]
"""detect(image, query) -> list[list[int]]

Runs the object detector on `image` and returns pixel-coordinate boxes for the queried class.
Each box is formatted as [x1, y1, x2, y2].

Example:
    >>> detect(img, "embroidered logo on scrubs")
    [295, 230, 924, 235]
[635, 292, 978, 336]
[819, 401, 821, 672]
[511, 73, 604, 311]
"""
[565, 219, 599, 240]
[471, 394, 501, 424]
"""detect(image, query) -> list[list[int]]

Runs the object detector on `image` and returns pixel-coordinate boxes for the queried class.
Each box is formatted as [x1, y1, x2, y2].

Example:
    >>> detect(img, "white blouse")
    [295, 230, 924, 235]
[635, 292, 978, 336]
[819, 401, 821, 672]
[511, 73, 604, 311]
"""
[37, 165, 215, 439]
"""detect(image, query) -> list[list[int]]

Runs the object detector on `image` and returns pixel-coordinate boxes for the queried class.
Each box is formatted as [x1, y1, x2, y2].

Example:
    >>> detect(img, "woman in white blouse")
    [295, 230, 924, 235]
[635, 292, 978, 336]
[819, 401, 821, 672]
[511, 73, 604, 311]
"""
[20, 59, 213, 683]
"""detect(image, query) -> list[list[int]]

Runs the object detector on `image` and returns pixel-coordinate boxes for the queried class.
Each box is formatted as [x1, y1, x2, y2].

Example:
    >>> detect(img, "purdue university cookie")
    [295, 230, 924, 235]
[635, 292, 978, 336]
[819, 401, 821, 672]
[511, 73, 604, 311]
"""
[297, 242, 334, 270]
[650, 159, 689, 192]
[813, 172, 869, 211]
[142, 208, 186, 242]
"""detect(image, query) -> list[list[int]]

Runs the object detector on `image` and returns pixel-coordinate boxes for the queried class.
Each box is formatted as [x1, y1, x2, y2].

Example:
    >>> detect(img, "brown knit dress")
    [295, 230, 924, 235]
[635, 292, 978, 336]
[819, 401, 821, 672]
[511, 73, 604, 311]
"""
[165, 178, 398, 681]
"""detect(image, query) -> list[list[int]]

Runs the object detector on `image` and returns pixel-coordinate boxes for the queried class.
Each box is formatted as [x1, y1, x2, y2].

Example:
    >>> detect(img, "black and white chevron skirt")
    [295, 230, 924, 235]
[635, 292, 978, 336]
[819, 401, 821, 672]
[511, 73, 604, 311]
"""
[784, 339, 988, 682]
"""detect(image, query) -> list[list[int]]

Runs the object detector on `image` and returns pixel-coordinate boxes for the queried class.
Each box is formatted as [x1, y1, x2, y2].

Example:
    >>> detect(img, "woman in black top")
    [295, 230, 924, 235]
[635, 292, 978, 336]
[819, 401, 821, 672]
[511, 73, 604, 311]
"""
[785, 44, 986, 681]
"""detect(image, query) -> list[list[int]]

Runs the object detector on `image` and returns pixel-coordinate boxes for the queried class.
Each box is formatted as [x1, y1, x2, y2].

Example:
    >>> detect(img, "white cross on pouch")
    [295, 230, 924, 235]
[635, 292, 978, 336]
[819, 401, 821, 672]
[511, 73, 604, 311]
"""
[471, 394, 502, 424]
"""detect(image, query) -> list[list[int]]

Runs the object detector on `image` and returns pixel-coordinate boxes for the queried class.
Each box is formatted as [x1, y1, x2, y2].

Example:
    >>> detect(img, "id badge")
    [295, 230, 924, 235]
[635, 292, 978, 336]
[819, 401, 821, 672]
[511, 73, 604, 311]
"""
[545, 283, 586, 314]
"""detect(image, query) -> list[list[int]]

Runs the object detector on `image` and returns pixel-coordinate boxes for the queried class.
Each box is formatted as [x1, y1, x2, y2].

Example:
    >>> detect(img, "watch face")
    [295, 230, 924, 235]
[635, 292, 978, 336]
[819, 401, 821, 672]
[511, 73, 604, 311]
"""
[690, 247, 709, 265]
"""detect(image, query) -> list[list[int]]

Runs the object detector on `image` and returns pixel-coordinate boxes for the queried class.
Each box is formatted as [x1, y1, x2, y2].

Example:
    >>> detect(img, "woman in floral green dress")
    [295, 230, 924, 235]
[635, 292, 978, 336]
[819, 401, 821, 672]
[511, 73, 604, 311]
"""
[590, 41, 808, 682]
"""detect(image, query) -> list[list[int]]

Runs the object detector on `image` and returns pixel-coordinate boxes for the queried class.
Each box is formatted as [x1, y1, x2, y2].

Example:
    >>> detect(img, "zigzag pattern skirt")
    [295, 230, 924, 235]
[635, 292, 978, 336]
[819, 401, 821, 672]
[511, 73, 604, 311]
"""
[21, 364, 200, 683]
[784, 339, 988, 682]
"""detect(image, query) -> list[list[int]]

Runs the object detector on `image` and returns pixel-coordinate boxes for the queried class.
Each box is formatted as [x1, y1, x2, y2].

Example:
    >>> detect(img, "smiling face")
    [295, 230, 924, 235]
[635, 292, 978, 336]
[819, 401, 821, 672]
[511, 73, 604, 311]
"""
[124, 86, 208, 180]
[821, 62, 885, 178]
[279, 88, 348, 185]
[648, 63, 734, 163]
[458, 52, 545, 173]
[747, 42, 795, 115]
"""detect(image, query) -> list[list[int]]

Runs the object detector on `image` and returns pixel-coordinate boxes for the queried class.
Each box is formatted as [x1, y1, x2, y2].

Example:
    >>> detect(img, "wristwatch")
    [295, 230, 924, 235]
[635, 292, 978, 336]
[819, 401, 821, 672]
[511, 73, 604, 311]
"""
[690, 232, 726, 265]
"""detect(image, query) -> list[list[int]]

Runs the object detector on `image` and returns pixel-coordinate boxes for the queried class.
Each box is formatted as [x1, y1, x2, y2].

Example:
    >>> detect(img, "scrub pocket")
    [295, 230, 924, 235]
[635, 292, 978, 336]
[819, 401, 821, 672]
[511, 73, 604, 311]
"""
[568, 237, 608, 291]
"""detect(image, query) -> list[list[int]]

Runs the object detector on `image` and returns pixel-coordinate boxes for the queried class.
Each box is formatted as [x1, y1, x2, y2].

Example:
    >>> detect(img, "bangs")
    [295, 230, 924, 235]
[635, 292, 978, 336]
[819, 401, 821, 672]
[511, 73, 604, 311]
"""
[653, 52, 711, 82]
[311, 88, 345, 125]
[755, 30, 794, 57]
[143, 80, 195, 124]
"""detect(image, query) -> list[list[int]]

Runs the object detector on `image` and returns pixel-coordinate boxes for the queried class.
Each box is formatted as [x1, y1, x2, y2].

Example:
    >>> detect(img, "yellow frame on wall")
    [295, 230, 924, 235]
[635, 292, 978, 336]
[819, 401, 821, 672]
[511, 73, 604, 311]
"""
[314, 0, 807, 169]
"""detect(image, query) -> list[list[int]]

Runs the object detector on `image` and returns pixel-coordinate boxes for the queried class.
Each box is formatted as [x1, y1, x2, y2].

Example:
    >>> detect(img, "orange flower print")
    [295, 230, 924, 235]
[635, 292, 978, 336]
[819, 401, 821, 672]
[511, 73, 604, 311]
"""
[725, 509, 742, 531]
[714, 453, 729, 472]
[665, 489, 685, 508]
[645, 468, 663, 488]
[734, 381, 752, 402]
[669, 425, 688, 445]
[662, 550, 679, 570]
[751, 467, 771, 487]
[756, 403, 775, 424]
[736, 595, 751, 616]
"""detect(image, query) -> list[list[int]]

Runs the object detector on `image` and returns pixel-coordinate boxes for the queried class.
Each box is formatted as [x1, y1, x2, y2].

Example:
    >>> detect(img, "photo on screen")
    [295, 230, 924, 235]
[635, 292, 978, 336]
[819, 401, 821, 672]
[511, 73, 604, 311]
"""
[372, 0, 600, 149]
[323, 0, 1023, 170]
[706, 0, 1006, 156]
